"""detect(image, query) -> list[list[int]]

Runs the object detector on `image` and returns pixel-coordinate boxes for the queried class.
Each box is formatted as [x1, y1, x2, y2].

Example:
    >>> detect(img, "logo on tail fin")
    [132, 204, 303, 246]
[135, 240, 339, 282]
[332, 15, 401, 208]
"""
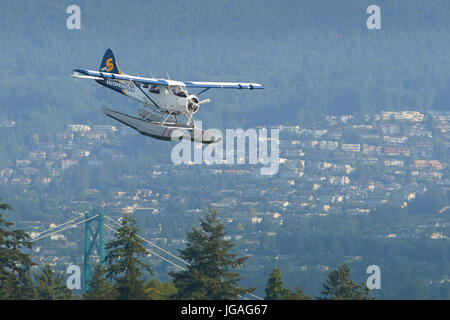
[97, 49, 127, 95]
[99, 49, 121, 74]
[105, 58, 114, 72]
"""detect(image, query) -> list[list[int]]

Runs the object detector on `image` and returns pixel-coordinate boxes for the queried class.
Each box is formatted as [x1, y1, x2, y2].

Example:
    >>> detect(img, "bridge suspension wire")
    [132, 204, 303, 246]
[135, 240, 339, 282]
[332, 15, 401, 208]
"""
[28, 213, 263, 300]
[29, 215, 85, 240]
[247, 293, 264, 300]
[105, 215, 262, 301]
[105, 215, 190, 266]
[104, 224, 187, 271]
[30, 215, 99, 243]
[104, 222, 253, 300]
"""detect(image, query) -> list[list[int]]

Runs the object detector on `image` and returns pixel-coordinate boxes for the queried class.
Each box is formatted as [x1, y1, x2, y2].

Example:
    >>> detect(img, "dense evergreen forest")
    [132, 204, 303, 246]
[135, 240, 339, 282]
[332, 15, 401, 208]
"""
[1, 0, 450, 162]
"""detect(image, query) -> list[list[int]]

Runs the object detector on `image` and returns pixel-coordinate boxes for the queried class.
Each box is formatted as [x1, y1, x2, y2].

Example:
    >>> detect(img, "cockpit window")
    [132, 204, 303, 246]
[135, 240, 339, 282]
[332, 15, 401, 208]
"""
[149, 84, 160, 94]
[170, 85, 188, 98]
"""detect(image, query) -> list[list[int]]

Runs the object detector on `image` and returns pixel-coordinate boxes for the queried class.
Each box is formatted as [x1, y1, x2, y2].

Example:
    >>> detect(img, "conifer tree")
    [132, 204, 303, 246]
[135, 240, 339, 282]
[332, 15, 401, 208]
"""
[265, 267, 291, 300]
[320, 263, 372, 300]
[145, 278, 177, 300]
[105, 213, 152, 300]
[83, 264, 117, 300]
[170, 209, 254, 300]
[34, 264, 73, 300]
[287, 286, 311, 300]
[265, 266, 310, 300]
[0, 199, 35, 299]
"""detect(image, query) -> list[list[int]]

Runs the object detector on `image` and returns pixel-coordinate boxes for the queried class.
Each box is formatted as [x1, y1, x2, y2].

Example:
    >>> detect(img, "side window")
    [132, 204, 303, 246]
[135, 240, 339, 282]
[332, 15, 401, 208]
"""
[149, 84, 160, 94]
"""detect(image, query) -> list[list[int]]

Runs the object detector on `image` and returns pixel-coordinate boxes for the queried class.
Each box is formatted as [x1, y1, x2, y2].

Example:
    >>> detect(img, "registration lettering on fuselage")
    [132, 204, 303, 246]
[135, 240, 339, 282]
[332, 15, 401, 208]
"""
[106, 79, 135, 92]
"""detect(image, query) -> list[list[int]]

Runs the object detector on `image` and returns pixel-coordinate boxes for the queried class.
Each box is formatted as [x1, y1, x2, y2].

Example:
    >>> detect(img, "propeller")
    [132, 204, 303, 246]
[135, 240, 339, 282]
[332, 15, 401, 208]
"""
[186, 96, 210, 126]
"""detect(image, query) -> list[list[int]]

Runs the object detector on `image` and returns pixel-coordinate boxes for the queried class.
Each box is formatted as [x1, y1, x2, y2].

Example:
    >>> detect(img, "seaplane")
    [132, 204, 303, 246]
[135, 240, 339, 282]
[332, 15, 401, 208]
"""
[72, 49, 264, 143]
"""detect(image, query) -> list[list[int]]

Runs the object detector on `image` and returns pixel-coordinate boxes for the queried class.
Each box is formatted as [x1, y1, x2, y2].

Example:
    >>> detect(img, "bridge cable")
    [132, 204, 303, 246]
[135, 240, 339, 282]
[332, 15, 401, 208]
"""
[105, 215, 189, 266]
[30, 215, 99, 242]
[29, 215, 85, 239]
[105, 215, 262, 300]
[104, 224, 187, 271]
[30, 214, 261, 300]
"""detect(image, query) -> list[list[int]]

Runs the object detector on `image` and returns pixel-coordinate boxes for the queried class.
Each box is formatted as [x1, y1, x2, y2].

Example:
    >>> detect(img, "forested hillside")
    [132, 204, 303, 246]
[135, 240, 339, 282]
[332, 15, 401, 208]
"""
[1, 1, 449, 136]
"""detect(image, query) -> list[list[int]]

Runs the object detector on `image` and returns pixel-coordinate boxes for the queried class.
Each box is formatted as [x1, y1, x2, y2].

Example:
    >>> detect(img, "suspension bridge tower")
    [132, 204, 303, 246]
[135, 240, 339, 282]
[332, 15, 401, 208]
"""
[83, 209, 105, 293]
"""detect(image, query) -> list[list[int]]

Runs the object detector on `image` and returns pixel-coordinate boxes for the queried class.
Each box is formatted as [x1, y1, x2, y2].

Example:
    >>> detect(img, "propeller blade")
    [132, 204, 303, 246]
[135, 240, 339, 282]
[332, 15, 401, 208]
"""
[187, 112, 194, 125]
[199, 98, 210, 104]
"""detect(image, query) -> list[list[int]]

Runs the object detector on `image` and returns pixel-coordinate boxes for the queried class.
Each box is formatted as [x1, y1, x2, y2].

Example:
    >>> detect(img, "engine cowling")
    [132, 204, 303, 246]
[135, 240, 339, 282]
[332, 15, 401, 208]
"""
[187, 95, 200, 114]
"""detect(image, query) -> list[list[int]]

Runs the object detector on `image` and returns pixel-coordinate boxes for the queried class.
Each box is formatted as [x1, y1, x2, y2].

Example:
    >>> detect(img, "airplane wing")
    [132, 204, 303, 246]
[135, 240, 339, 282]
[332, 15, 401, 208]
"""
[72, 69, 168, 85]
[72, 69, 264, 90]
[183, 81, 264, 90]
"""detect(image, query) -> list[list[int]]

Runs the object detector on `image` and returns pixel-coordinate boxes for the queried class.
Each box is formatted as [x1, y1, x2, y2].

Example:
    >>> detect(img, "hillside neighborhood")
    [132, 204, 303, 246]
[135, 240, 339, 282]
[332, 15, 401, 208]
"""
[0, 109, 449, 284]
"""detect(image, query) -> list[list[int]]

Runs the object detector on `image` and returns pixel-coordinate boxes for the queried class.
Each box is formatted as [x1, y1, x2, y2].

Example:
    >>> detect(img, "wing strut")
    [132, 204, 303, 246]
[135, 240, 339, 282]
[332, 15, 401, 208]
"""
[132, 80, 162, 110]
[197, 88, 210, 96]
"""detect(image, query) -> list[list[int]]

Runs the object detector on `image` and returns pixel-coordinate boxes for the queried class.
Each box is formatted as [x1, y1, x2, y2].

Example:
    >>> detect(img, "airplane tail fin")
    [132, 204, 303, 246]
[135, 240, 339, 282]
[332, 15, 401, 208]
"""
[99, 49, 122, 74]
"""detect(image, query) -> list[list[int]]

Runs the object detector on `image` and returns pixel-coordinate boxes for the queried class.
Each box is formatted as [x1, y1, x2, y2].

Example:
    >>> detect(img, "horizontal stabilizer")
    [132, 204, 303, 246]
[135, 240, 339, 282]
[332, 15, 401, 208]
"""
[72, 72, 104, 81]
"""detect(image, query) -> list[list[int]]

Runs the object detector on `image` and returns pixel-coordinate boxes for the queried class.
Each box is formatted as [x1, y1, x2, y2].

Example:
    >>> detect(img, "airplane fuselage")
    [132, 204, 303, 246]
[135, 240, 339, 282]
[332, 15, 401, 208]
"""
[98, 77, 199, 116]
